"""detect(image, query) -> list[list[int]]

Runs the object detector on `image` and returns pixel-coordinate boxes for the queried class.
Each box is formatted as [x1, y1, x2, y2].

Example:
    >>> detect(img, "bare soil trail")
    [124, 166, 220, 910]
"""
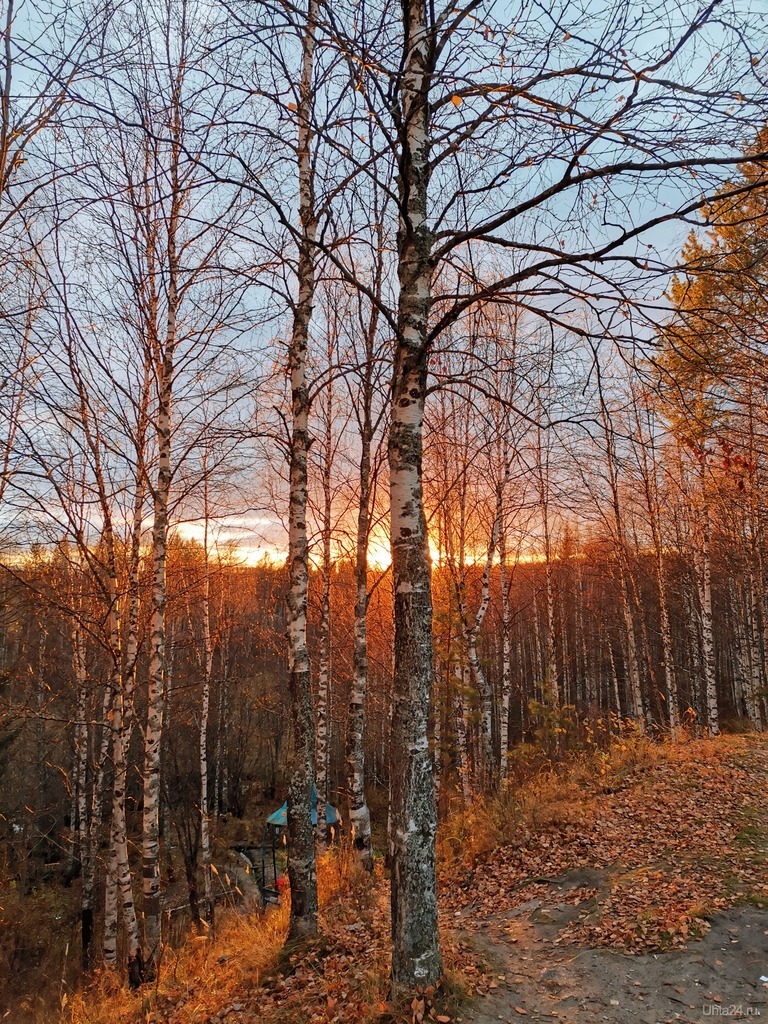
[444, 737, 768, 1024]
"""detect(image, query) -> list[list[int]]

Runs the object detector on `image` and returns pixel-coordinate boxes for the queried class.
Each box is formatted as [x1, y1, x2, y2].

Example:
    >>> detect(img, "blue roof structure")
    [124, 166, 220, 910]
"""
[265, 787, 341, 828]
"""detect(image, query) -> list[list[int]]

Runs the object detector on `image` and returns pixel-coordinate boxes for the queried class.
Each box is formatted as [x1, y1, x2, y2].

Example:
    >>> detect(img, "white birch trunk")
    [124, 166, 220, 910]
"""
[388, 0, 441, 981]
[108, 675, 143, 982]
[101, 500, 143, 979]
[143, 289, 175, 976]
[696, 494, 719, 736]
[600, 404, 644, 728]
[636, 413, 679, 736]
[71, 611, 93, 967]
[103, 841, 118, 969]
[285, 0, 319, 940]
[452, 673, 472, 807]
[345, 383, 374, 870]
[544, 547, 558, 706]
[607, 639, 621, 721]
[499, 508, 512, 779]
[108, 399, 148, 980]
[747, 574, 763, 730]
[466, 501, 500, 785]
[200, 502, 213, 926]
[315, 388, 333, 846]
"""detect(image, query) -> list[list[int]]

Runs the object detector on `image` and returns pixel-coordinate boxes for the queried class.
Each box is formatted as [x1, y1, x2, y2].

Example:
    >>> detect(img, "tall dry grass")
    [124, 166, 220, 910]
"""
[437, 730, 662, 869]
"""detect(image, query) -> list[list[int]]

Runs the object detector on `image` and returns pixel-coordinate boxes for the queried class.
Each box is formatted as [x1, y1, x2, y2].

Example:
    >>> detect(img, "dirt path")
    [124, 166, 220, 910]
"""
[459, 877, 768, 1023]
[447, 738, 768, 1024]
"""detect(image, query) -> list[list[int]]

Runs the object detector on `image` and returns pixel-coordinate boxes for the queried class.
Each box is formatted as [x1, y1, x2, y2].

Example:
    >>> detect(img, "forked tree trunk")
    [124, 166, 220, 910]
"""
[285, 0, 319, 940]
[68, 351, 147, 977]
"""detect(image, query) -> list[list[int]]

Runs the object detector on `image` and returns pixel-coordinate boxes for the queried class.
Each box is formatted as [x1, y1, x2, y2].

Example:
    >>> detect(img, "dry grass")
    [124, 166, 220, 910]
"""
[64, 841, 398, 1024]
[66, 898, 289, 1024]
[62, 730, 708, 1024]
[437, 730, 662, 869]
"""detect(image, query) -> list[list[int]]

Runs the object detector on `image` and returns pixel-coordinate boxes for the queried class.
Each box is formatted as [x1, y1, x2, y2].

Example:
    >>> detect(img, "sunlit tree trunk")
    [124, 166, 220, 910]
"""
[71, 601, 92, 967]
[143, 249, 178, 976]
[634, 404, 679, 735]
[346, 364, 375, 871]
[535, 429, 559, 706]
[97, 484, 143, 979]
[466, 501, 500, 786]
[498, 498, 512, 779]
[597, 388, 644, 727]
[696, 499, 719, 736]
[285, 0, 319, 940]
[106, 367, 148, 981]
[141, 71, 185, 968]
[200, 469, 214, 925]
[315, 371, 333, 846]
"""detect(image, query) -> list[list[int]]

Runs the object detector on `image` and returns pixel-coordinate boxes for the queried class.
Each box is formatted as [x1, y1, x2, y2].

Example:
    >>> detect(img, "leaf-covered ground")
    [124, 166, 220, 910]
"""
[69, 735, 768, 1024]
[445, 735, 768, 1023]
[444, 736, 768, 957]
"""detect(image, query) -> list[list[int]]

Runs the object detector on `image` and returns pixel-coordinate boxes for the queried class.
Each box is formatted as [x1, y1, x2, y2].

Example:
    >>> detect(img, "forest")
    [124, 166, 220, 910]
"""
[1, 0, 768, 1019]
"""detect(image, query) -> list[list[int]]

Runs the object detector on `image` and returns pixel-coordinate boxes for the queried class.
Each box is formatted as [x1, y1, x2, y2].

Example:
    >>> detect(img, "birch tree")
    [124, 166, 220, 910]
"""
[284, 0, 320, 938]
[321, 0, 768, 977]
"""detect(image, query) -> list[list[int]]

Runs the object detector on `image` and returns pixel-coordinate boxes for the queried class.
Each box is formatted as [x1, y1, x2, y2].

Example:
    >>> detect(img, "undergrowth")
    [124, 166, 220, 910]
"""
[437, 725, 661, 869]
[59, 726, 754, 1023]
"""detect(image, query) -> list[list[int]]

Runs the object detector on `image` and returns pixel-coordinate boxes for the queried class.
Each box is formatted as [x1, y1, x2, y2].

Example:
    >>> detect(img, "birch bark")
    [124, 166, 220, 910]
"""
[143, 304, 174, 972]
[535, 432, 559, 706]
[388, 0, 441, 982]
[285, 0, 319, 940]
[315, 373, 333, 846]
[498, 502, 512, 779]
[71, 603, 92, 967]
[142, 81, 183, 972]
[345, 346, 375, 870]
[636, 415, 679, 736]
[466, 503, 500, 785]
[696, 492, 719, 735]
[200, 470, 214, 925]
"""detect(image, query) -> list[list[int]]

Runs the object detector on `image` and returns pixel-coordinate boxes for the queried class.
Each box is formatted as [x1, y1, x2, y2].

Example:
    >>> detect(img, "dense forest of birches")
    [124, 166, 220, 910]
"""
[1, 0, 768, 1009]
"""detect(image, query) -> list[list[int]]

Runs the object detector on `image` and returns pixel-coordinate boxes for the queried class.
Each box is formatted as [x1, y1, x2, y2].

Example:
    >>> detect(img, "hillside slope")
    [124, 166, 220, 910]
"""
[69, 735, 768, 1024]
